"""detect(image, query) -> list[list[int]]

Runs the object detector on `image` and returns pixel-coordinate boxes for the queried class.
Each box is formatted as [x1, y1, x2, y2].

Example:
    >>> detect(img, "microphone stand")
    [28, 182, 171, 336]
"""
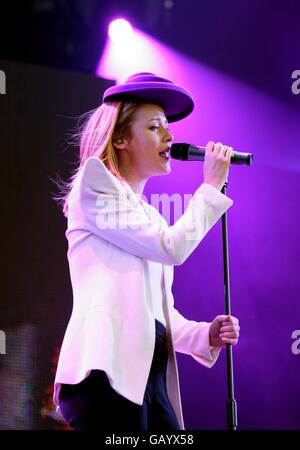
[221, 179, 238, 431]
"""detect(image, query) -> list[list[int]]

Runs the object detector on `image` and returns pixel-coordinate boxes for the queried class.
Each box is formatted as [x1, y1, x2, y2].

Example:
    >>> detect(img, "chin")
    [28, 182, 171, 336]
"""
[149, 160, 171, 177]
[161, 160, 172, 174]
[156, 166, 171, 176]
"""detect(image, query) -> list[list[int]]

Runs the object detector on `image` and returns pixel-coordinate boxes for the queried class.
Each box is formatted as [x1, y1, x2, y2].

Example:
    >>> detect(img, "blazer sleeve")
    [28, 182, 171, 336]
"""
[169, 307, 221, 368]
[77, 156, 233, 266]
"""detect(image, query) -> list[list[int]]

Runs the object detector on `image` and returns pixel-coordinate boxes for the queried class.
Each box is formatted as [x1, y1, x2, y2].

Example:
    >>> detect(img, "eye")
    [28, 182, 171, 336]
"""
[150, 125, 159, 131]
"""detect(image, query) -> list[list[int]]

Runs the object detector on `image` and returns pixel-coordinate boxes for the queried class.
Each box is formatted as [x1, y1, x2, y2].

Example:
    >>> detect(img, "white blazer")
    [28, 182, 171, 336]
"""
[53, 156, 233, 429]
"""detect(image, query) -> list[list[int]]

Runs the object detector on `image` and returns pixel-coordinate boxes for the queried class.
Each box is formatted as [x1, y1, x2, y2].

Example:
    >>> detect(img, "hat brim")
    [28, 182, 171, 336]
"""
[103, 82, 194, 123]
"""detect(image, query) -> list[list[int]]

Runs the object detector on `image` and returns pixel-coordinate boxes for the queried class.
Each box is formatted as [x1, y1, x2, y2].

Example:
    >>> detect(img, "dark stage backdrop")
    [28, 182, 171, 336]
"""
[0, 60, 113, 429]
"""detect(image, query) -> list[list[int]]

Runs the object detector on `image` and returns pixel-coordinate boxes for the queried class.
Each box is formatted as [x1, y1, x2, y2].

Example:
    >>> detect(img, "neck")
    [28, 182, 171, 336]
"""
[118, 164, 148, 197]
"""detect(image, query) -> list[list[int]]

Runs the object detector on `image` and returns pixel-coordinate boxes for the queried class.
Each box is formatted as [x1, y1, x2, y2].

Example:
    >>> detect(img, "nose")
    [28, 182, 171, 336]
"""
[164, 128, 174, 144]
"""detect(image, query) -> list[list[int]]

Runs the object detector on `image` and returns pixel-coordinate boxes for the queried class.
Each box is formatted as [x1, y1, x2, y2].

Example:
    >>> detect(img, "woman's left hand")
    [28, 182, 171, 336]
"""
[209, 315, 240, 347]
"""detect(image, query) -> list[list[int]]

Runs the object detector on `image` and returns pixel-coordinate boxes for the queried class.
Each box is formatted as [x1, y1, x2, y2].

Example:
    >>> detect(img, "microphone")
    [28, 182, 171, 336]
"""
[170, 143, 253, 166]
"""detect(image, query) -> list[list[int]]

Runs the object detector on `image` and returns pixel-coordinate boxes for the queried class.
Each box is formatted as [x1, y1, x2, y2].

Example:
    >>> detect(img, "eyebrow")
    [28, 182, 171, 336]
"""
[148, 116, 169, 125]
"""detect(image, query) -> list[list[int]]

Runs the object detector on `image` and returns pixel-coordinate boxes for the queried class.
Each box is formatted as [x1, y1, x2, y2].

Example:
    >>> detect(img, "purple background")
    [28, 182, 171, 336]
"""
[144, 63, 300, 429]
[1, 0, 300, 429]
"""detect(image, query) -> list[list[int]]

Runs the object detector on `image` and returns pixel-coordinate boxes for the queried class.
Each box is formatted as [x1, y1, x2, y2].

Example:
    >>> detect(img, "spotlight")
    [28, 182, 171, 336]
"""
[108, 19, 133, 42]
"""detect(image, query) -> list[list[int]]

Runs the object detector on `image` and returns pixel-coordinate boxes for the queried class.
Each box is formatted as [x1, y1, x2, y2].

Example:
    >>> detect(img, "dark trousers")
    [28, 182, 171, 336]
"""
[59, 319, 180, 430]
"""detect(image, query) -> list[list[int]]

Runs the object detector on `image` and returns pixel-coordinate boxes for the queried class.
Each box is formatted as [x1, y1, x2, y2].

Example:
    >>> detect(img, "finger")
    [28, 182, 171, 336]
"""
[220, 331, 239, 338]
[222, 316, 239, 325]
[221, 327, 240, 336]
[213, 142, 223, 153]
[220, 325, 237, 333]
[221, 337, 239, 345]
[215, 315, 229, 324]
[221, 320, 240, 328]
[218, 145, 229, 157]
[224, 147, 233, 162]
[206, 141, 215, 153]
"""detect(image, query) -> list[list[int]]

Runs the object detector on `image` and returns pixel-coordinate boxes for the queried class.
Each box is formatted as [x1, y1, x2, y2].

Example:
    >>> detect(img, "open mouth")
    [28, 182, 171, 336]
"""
[159, 151, 170, 159]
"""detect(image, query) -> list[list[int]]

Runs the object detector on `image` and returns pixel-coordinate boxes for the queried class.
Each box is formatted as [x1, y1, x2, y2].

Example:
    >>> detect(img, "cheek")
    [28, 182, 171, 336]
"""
[137, 136, 156, 155]
[129, 129, 159, 160]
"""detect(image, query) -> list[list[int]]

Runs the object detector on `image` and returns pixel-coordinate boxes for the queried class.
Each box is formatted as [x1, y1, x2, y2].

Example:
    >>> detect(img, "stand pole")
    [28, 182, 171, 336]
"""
[221, 179, 238, 431]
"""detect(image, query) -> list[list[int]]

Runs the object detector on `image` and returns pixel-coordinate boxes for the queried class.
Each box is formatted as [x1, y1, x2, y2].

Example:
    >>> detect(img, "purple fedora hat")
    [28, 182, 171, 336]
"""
[102, 72, 194, 122]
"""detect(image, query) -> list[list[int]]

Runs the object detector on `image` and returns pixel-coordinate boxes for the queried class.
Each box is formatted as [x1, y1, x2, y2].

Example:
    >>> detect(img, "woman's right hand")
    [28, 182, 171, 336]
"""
[203, 141, 233, 191]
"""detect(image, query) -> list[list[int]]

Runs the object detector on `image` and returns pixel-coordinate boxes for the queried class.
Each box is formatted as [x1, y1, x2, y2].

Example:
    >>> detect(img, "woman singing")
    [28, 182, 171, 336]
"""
[53, 72, 240, 431]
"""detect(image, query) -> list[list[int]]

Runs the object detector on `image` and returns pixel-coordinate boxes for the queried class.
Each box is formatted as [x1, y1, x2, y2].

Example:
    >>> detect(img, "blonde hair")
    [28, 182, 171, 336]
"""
[53, 99, 147, 217]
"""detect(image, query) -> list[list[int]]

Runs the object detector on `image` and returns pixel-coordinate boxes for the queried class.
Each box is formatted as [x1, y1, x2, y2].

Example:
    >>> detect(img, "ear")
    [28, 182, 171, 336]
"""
[112, 133, 130, 150]
[113, 137, 126, 150]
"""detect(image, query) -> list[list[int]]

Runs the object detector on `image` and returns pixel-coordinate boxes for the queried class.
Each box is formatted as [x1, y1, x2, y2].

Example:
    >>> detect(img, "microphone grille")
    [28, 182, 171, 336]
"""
[170, 143, 189, 160]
